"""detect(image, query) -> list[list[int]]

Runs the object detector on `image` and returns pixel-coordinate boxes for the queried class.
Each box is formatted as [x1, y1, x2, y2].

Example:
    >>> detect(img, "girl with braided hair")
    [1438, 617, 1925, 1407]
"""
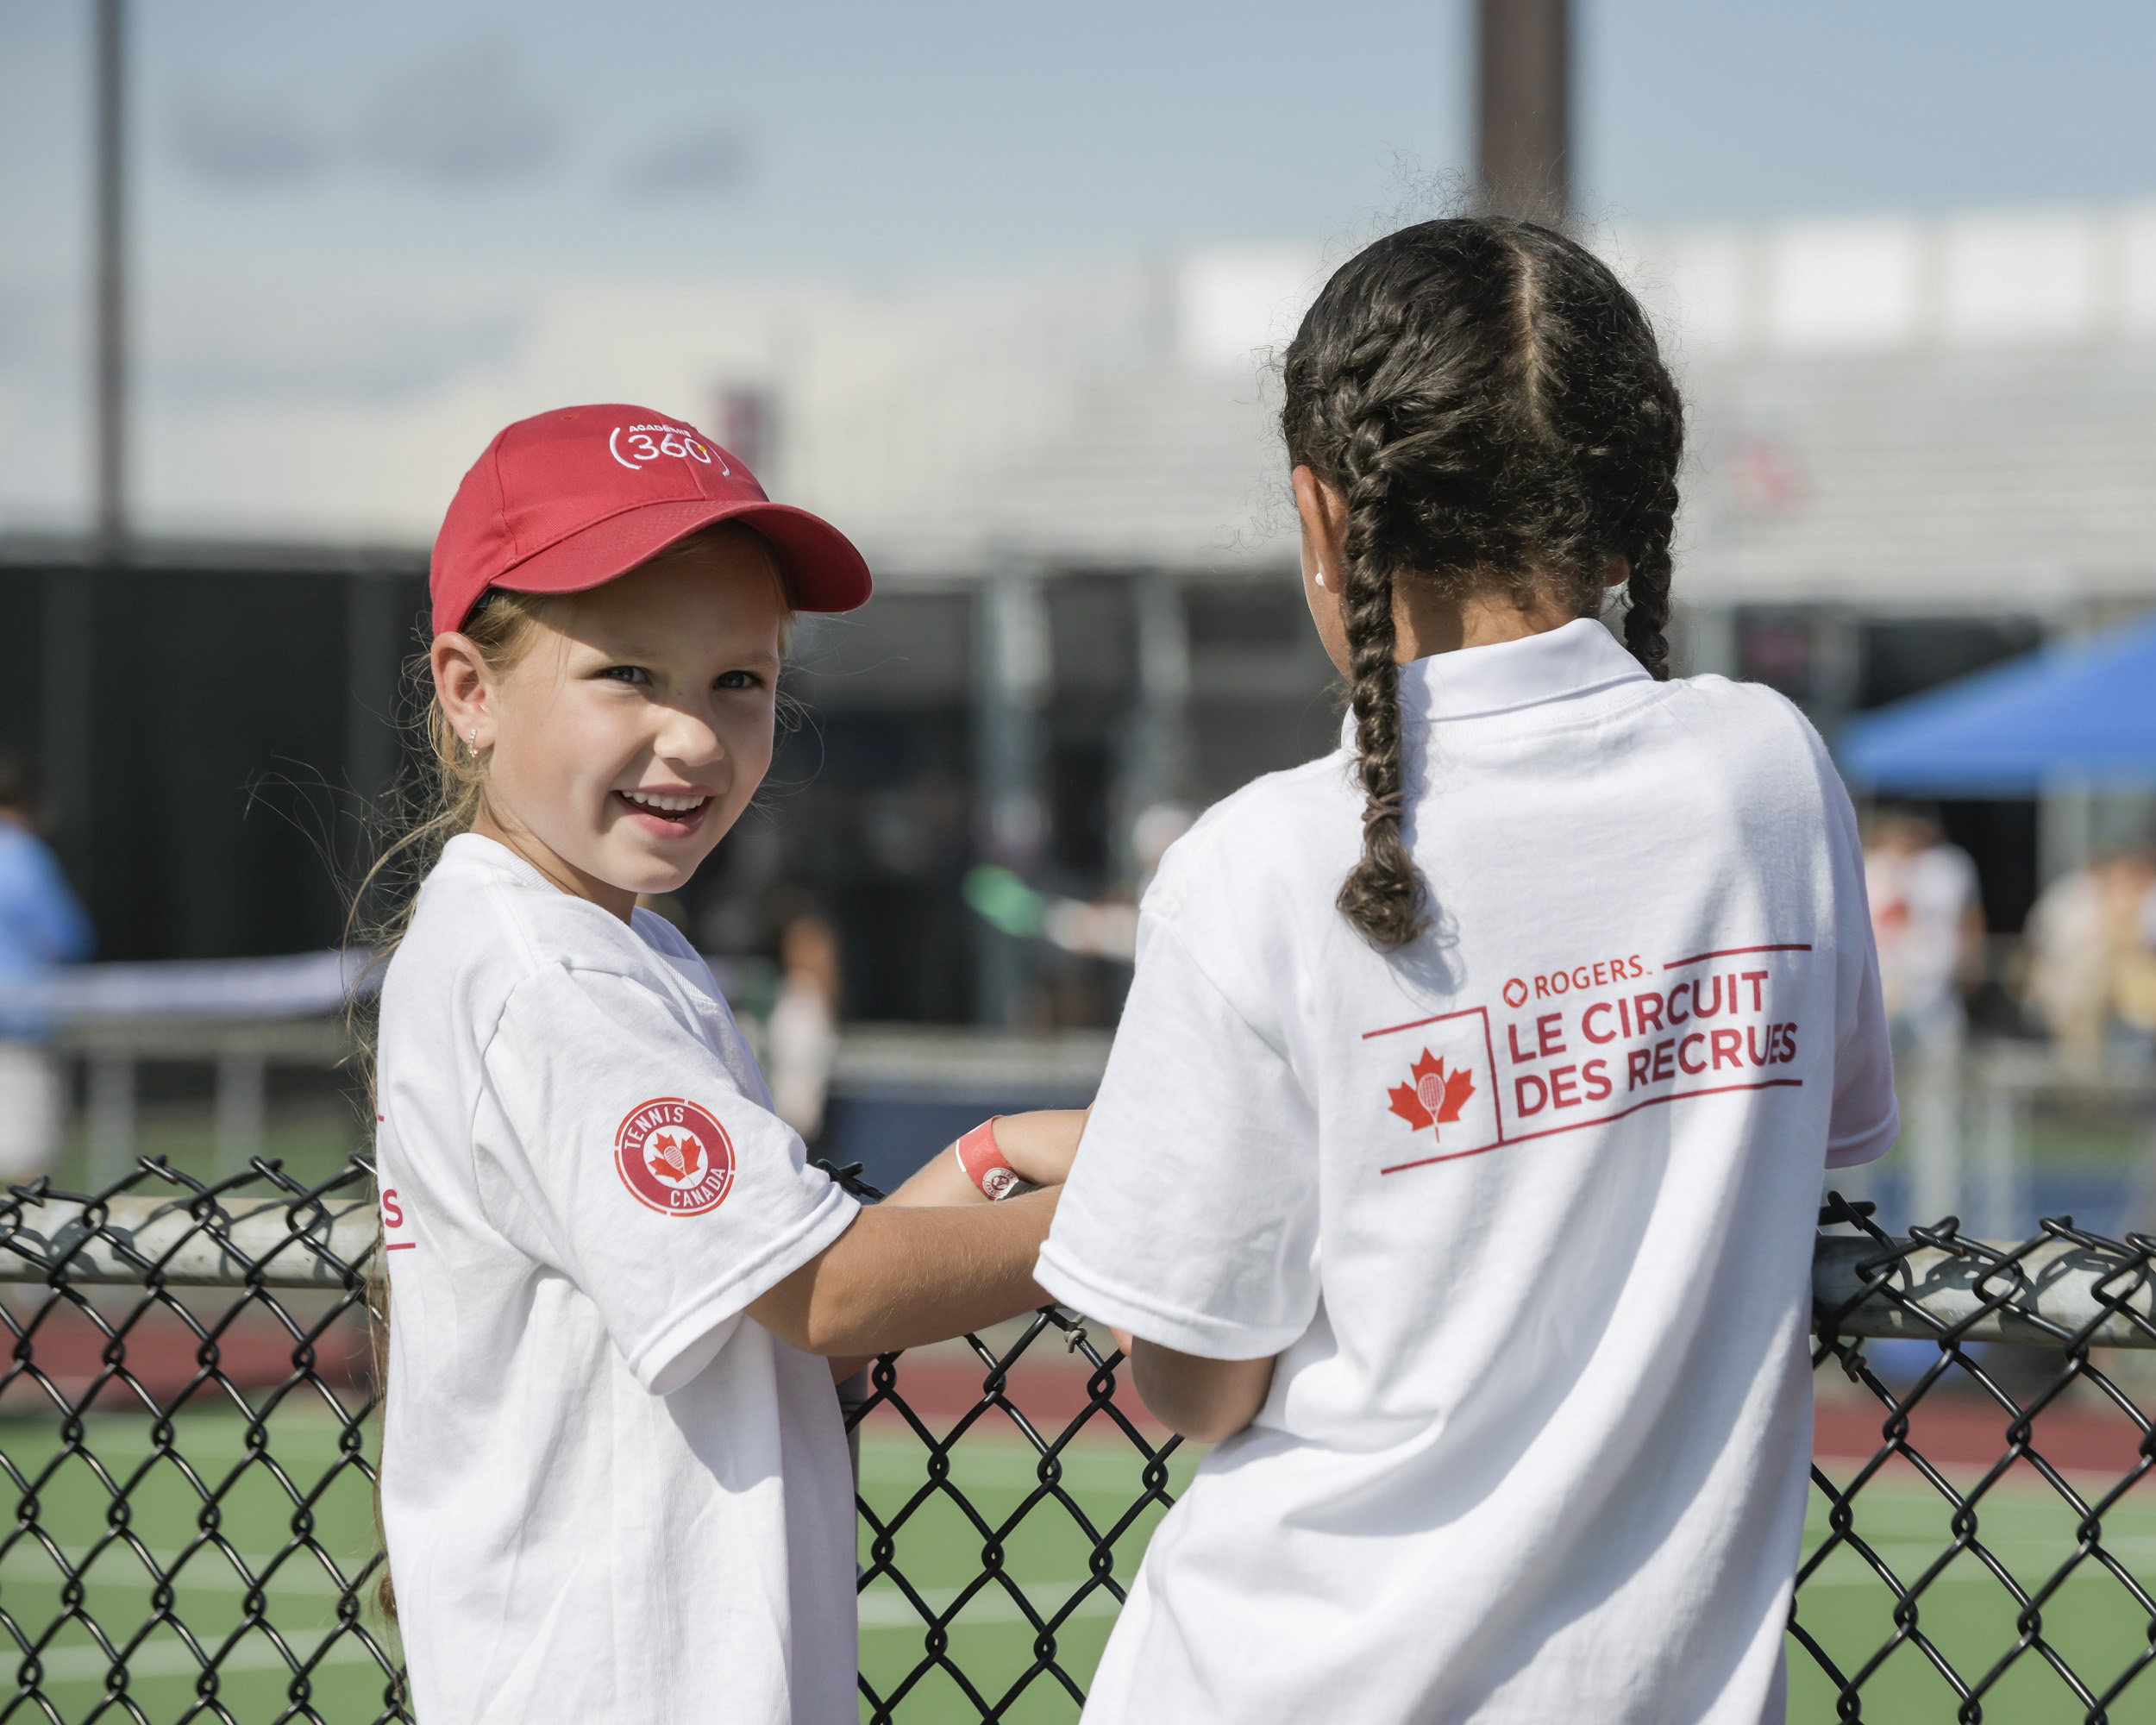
[1037, 220, 1896, 1723]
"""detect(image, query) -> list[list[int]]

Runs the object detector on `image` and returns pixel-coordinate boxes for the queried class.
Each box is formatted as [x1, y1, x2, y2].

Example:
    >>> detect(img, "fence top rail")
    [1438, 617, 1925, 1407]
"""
[1815, 1201, 2156, 1349]
[9, 1166, 2155, 1350]
[0, 1185, 377, 1289]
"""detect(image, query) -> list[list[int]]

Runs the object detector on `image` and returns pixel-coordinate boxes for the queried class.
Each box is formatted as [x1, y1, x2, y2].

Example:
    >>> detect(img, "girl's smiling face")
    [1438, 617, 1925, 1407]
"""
[431, 528, 789, 920]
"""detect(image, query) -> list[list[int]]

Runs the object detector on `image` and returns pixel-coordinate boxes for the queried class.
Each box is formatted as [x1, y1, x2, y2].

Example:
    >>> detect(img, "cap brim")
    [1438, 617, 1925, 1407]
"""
[488, 496, 872, 616]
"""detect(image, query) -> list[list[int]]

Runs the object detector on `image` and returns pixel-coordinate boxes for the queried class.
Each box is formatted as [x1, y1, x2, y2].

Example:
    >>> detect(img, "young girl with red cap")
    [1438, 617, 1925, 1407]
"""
[1036, 222, 1899, 1722]
[368, 405, 1074, 1723]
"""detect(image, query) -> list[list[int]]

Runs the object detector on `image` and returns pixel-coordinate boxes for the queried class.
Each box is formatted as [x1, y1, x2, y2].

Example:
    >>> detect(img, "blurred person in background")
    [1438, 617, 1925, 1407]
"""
[768, 910, 842, 1143]
[1864, 805, 1984, 1222]
[0, 755, 95, 1182]
[1864, 805, 1985, 1044]
[2020, 845, 2156, 1063]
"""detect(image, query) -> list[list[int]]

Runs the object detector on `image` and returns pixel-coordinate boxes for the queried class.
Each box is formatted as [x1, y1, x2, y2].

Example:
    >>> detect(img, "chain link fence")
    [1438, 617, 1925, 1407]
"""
[0, 1152, 394, 1722]
[4, 1154, 2156, 1722]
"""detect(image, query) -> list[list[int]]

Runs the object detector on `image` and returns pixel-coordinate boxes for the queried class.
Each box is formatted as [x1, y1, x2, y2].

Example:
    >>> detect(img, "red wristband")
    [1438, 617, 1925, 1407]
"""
[955, 1118, 1021, 1201]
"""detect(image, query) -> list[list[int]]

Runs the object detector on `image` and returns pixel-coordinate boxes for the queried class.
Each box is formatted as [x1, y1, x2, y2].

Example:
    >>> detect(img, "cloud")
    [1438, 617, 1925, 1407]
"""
[617, 123, 753, 195]
[166, 92, 331, 185]
[357, 40, 560, 183]
[148, 285, 529, 405]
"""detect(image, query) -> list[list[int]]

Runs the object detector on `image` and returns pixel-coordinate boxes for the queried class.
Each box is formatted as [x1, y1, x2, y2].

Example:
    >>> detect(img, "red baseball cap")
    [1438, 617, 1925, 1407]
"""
[429, 403, 872, 635]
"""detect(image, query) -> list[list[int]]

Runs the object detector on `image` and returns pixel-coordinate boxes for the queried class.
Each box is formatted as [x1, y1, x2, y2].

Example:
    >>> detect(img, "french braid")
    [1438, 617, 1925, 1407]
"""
[1282, 219, 1685, 951]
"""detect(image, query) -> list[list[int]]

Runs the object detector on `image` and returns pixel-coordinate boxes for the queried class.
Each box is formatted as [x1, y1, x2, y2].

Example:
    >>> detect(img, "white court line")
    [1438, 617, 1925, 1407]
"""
[859, 1582, 1120, 1630]
[0, 1546, 348, 1596]
[856, 1448, 1174, 1488]
[26, 1634, 385, 1685]
[1802, 1541, 2156, 1587]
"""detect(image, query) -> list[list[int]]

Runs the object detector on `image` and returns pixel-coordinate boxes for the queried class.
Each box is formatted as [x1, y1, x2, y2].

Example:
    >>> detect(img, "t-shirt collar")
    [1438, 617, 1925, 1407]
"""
[1343, 618, 1651, 740]
[442, 830, 555, 888]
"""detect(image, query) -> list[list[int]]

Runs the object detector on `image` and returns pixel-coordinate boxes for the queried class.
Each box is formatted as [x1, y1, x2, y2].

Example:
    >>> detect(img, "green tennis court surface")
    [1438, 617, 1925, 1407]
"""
[860, 1430, 2156, 1723]
[1792, 1465, 2156, 1722]
[0, 1409, 398, 1721]
[6, 1411, 2154, 1722]
[856, 1428, 1200, 1722]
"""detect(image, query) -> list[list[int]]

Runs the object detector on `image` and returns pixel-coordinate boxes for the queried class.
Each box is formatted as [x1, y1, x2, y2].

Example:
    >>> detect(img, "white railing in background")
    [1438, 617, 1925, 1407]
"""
[12, 959, 2151, 1232]
[0, 953, 368, 1184]
[2, 955, 1120, 1186]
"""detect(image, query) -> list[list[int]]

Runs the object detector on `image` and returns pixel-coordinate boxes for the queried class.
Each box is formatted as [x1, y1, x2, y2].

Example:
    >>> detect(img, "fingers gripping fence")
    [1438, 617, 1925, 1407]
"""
[5, 1161, 2156, 1722]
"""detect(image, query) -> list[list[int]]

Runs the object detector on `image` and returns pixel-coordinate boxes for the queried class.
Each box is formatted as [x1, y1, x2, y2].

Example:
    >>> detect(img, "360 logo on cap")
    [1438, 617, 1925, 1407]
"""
[608, 421, 730, 474]
[615, 1097, 735, 1216]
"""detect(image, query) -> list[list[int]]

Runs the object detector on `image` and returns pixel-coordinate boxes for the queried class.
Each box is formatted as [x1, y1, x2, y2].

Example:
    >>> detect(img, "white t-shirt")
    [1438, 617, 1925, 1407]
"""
[375, 835, 860, 1724]
[1036, 620, 1896, 1725]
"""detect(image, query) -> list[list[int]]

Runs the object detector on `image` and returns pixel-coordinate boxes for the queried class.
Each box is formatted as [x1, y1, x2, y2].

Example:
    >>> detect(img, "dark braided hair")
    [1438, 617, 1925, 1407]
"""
[1282, 217, 1684, 952]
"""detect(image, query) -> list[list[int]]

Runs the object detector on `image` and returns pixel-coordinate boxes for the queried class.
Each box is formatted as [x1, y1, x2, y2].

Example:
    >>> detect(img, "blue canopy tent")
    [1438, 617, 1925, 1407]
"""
[1839, 612, 2156, 794]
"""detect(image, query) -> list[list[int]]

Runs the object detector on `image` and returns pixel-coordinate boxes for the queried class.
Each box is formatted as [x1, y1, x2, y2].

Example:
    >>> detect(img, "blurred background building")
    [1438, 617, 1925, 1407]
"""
[9, 213, 2156, 1013]
[3, 0, 2154, 1202]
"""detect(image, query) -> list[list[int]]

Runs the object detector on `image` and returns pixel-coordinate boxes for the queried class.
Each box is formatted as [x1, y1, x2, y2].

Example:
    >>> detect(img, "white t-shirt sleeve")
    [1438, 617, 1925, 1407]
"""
[1825, 787, 1900, 1170]
[1034, 918, 1320, 1359]
[476, 961, 858, 1393]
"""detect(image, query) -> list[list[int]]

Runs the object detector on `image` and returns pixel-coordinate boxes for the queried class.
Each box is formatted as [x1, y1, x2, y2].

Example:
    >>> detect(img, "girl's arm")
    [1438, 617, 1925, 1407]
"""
[803, 1108, 1088, 1377]
[748, 1189, 1058, 1357]
[1128, 1342, 1277, 1444]
[875, 1108, 1091, 1208]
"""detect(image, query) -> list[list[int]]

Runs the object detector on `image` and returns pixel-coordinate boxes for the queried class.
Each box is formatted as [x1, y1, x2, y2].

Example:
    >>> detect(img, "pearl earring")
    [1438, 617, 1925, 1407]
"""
[469, 727, 479, 751]
[1313, 561, 1327, 591]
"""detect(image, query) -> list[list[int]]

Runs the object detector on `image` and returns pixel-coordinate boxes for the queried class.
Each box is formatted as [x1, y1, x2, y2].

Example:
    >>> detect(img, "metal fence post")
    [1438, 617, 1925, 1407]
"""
[973, 564, 1050, 1026]
[214, 1048, 266, 1176]
[1904, 1034, 1962, 1226]
[86, 1050, 135, 1184]
[1975, 1069, 2023, 1239]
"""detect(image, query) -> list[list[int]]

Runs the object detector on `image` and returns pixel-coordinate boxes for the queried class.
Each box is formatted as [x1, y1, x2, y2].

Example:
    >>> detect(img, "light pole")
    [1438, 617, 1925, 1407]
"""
[93, 0, 127, 549]
[44, 0, 127, 882]
[1476, 0, 1570, 228]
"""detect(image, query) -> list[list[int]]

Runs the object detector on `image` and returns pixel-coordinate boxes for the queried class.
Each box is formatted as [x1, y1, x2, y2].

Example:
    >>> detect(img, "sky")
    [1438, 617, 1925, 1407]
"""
[2, 0, 2149, 285]
[3, 0, 2155, 535]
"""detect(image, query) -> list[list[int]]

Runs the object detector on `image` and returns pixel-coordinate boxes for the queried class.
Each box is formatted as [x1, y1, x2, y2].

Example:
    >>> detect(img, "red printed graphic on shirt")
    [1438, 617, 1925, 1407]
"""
[615, 1097, 735, 1216]
[379, 1184, 416, 1251]
[1363, 941, 1815, 1177]
[1386, 1048, 1476, 1136]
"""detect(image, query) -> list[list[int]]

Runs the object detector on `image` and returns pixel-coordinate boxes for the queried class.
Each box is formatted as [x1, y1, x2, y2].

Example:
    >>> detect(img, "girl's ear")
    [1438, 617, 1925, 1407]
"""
[430, 633, 494, 751]
[1291, 466, 1351, 587]
[1292, 466, 1354, 677]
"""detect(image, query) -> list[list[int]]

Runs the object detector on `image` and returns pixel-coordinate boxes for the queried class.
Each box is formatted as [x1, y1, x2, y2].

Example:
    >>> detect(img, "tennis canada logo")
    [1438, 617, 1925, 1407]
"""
[615, 1097, 735, 1215]
[1386, 1048, 1476, 1138]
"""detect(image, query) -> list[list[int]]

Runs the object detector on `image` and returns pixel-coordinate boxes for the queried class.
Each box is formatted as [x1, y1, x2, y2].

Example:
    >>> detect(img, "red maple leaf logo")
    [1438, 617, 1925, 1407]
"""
[1387, 1048, 1475, 1135]
[647, 1131, 703, 1183]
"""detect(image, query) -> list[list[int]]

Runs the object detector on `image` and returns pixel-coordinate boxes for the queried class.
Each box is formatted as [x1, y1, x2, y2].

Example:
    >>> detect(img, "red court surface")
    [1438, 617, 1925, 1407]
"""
[7, 1301, 2144, 1484]
[0, 1295, 370, 1411]
[1813, 1384, 2152, 1479]
[860, 1339, 1171, 1442]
